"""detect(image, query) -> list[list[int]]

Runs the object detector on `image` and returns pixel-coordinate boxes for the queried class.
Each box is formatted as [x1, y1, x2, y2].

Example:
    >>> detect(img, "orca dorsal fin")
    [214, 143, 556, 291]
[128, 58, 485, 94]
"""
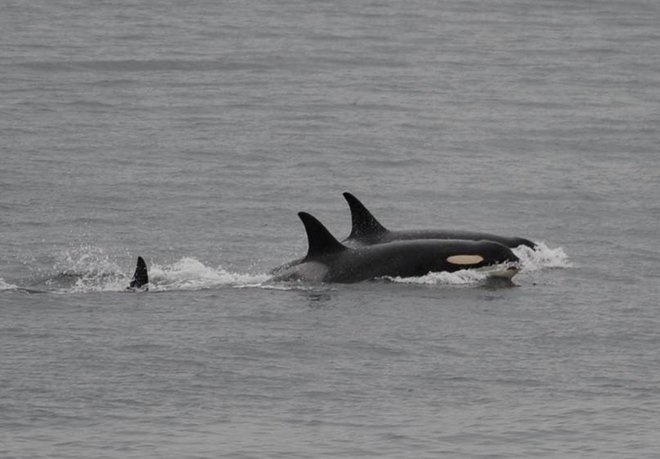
[343, 192, 388, 241]
[129, 256, 149, 290]
[298, 212, 347, 260]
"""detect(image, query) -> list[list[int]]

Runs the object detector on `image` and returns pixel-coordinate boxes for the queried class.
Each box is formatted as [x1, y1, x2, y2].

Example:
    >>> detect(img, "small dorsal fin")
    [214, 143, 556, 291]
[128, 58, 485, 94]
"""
[129, 256, 149, 290]
[342, 192, 388, 241]
[298, 212, 346, 260]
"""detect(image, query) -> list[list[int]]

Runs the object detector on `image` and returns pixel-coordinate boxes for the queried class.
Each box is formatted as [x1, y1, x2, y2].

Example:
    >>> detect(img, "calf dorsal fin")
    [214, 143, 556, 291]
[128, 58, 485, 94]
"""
[128, 256, 149, 290]
[298, 212, 346, 260]
[343, 192, 388, 241]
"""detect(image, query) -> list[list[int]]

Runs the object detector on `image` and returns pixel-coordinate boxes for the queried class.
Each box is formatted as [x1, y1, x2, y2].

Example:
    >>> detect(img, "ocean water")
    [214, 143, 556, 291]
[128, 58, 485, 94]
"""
[2, 0, 659, 457]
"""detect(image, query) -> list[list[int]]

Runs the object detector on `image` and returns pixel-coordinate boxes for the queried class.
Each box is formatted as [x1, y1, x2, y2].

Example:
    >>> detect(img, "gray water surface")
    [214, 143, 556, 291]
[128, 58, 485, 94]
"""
[2, 1, 659, 457]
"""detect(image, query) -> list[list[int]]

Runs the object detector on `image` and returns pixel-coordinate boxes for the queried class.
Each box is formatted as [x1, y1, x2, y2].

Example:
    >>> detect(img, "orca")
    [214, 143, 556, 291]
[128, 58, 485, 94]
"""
[127, 256, 149, 291]
[343, 192, 536, 249]
[272, 212, 520, 283]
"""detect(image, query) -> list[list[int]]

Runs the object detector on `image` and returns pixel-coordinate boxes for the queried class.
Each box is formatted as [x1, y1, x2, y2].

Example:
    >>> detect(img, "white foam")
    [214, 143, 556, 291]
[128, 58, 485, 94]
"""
[0, 278, 19, 291]
[513, 242, 571, 272]
[374, 242, 570, 286]
[385, 268, 491, 285]
[52, 246, 128, 293]
[148, 257, 270, 292]
[48, 247, 270, 294]
[35, 242, 570, 293]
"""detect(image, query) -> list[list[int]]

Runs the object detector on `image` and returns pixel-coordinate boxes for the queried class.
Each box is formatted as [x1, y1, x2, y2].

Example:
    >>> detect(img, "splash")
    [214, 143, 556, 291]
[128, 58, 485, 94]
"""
[0, 278, 19, 291]
[12, 242, 569, 294]
[147, 257, 270, 292]
[50, 246, 128, 293]
[513, 241, 571, 272]
[32, 247, 270, 294]
[384, 269, 493, 285]
[383, 243, 569, 286]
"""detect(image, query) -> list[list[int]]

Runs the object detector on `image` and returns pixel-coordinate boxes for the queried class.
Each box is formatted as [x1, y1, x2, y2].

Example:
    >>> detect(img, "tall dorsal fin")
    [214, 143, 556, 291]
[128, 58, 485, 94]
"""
[129, 256, 149, 290]
[343, 192, 388, 240]
[298, 212, 346, 260]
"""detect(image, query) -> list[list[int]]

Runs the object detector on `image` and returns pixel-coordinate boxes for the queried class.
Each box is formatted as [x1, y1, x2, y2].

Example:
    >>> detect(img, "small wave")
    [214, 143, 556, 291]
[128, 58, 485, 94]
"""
[39, 247, 270, 294]
[148, 258, 270, 292]
[513, 242, 571, 272]
[20, 59, 271, 73]
[0, 278, 19, 291]
[379, 242, 569, 286]
[384, 269, 492, 286]
[15, 242, 569, 294]
[50, 246, 127, 293]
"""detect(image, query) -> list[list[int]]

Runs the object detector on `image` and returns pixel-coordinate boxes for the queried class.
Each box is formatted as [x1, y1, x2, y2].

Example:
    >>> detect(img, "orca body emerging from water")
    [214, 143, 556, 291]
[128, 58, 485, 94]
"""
[127, 256, 149, 291]
[342, 192, 536, 249]
[272, 212, 520, 283]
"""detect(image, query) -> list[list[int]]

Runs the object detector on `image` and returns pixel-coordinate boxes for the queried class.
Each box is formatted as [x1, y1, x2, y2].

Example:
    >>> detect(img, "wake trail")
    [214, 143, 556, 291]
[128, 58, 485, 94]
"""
[2, 242, 569, 294]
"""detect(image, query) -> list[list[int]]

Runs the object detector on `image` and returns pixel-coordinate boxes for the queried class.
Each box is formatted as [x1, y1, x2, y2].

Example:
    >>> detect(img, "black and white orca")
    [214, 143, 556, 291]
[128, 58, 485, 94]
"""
[342, 192, 536, 249]
[272, 212, 520, 283]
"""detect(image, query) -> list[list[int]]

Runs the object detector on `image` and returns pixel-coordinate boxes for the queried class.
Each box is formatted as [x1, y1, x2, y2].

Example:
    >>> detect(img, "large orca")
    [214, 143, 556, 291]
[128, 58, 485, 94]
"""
[127, 256, 149, 291]
[343, 192, 536, 249]
[272, 212, 520, 283]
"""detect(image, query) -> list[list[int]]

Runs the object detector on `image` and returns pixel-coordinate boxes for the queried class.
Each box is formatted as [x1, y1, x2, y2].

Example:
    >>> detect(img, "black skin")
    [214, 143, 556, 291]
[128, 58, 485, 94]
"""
[274, 239, 519, 283]
[272, 212, 520, 284]
[271, 194, 535, 276]
[347, 229, 536, 250]
[342, 192, 537, 249]
[128, 256, 149, 290]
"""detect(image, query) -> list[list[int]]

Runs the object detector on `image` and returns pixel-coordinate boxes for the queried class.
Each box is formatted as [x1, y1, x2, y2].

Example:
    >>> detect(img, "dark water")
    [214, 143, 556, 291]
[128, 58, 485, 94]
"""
[2, 1, 659, 457]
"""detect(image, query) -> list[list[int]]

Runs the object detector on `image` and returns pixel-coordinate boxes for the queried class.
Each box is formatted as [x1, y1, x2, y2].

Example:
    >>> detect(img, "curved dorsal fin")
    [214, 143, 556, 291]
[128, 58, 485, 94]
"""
[298, 212, 346, 260]
[129, 256, 149, 289]
[343, 192, 388, 240]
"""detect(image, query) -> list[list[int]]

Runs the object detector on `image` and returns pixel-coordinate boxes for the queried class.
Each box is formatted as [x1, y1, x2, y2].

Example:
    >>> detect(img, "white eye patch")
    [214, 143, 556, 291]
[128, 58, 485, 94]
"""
[446, 255, 484, 265]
